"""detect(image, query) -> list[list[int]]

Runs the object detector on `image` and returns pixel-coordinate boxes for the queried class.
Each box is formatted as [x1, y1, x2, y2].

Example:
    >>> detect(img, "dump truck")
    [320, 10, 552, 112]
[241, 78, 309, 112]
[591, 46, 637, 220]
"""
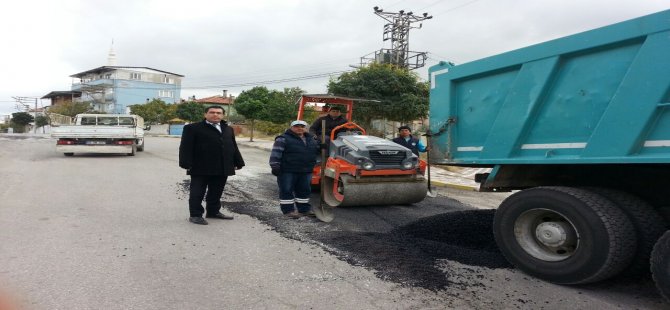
[51, 114, 146, 156]
[296, 95, 428, 208]
[428, 10, 670, 300]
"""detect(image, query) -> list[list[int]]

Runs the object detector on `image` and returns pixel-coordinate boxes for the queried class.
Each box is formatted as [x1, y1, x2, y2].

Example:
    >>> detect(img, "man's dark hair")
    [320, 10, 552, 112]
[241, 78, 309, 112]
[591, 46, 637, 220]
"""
[205, 105, 225, 114]
[398, 125, 411, 132]
[329, 106, 343, 112]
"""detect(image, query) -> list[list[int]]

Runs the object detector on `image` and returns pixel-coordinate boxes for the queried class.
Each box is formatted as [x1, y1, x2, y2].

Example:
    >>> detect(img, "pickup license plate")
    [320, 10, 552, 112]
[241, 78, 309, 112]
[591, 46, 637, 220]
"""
[86, 141, 106, 145]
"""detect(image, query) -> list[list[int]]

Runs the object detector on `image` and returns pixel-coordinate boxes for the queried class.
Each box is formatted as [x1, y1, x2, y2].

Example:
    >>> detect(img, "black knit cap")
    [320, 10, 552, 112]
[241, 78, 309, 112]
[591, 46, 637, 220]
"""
[398, 125, 411, 131]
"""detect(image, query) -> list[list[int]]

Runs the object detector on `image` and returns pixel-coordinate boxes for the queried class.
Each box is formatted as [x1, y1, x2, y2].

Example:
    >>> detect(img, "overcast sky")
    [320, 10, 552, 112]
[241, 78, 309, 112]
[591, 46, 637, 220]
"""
[1, 0, 668, 116]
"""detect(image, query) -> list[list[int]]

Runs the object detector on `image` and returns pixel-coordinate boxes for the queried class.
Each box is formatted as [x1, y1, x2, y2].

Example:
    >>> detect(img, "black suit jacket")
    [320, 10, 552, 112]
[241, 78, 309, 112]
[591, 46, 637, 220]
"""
[179, 120, 245, 176]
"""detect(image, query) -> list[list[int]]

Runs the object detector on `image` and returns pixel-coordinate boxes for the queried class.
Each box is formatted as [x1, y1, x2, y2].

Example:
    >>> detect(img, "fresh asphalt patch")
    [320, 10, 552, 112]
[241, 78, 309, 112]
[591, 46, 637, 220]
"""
[300, 210, 511, 291]
[208, 177, 513, 291]
[171, 146, 667, 307]
[179, 177, 660, 297]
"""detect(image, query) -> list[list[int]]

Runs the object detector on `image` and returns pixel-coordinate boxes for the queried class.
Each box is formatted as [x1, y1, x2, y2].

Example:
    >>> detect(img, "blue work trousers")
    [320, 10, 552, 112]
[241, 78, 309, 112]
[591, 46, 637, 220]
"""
[277, 172, 312, 214]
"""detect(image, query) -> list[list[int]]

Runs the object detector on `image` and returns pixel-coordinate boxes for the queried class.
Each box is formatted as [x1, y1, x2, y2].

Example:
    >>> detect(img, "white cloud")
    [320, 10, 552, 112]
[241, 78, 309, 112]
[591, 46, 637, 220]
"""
[1, 0, 668, 115]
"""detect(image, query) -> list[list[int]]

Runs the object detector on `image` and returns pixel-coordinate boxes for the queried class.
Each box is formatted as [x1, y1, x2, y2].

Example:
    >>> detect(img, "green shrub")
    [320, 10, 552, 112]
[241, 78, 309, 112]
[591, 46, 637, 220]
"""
[256, 120, 289, 136]
[227, 114, 246, 124]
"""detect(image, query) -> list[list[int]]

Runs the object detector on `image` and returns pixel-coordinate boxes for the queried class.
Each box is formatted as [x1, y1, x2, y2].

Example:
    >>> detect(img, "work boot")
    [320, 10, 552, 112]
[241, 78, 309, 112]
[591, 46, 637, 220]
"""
[299, 210, 316, 217]
[284, 211, 301, 219]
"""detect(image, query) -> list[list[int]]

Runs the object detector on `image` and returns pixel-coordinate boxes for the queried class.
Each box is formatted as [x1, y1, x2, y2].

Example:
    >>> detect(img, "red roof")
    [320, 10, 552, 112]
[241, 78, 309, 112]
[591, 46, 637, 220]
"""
[195, 96, 234, 105]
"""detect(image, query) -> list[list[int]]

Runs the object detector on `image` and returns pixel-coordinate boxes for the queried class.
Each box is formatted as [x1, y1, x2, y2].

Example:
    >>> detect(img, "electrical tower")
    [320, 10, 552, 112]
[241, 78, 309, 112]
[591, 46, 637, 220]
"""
[12, 96, 35, 112]
[360, 6, 432, 70]
[12, 96, 40, 133]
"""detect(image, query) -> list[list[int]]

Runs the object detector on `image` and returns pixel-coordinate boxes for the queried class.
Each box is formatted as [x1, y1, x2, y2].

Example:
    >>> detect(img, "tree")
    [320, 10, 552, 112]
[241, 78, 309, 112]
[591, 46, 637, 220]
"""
[10, 112, 34, 133]
[48, 101, 93, 117]
[176, 101, 204, 123]
[385, 83, 429, 124]
[261, 87, 305, 124]
[235, 86, 272, 141]
[327, 63, 429, 129]
[35, 115, 49, 133]
[129, 99, 176, 124]
[163, 103, 178, 123]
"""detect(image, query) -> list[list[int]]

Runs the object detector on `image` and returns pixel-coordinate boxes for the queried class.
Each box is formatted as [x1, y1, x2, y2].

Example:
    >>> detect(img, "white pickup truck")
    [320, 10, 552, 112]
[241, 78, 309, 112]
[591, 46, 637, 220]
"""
[51, 114, 146, 156]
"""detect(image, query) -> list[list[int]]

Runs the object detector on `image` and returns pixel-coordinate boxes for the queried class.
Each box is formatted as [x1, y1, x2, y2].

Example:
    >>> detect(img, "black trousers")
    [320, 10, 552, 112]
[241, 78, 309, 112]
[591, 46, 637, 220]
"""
[189, 175, 228, 217]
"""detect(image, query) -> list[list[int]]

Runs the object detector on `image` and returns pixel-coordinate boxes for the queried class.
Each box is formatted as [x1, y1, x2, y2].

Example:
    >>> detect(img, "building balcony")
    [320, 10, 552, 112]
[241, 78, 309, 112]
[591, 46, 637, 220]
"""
[71, 79, 114, 92]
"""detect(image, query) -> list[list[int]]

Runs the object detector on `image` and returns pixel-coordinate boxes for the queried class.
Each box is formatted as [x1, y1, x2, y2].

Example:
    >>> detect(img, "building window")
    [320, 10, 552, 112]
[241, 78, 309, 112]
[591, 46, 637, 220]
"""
[104, 74, 112, 79]
[162, 76, 173, 84]
[159, 90, 173, 98]
[130, 73, 141, 80]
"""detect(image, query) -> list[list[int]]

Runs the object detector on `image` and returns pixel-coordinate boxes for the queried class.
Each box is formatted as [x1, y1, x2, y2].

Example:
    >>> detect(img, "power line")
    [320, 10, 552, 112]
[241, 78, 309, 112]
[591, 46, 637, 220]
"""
[184, 70, 352, 89]
[418, 0, 449, 11]
[74, 69, 353, 92]
[433, 0, 483, 17]
[185, 56, 359, 85]
[184, 64, 354, 86]
[385, 0, 410, 10]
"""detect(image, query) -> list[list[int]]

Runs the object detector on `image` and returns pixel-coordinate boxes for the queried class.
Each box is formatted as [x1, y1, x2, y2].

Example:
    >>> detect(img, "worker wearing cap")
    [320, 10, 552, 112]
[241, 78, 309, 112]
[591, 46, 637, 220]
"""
[392, 125, 429, 156]
[269, 120, 320, 218]
[309, 106, 347, 140]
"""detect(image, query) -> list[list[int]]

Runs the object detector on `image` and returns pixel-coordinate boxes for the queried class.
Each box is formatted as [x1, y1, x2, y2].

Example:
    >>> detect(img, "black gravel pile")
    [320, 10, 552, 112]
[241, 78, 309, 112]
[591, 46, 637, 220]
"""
[192, 178, 514, 291]
[312, 209, 512, 291]
[316, 231, 451, 290]
[393, 209, 507, 262]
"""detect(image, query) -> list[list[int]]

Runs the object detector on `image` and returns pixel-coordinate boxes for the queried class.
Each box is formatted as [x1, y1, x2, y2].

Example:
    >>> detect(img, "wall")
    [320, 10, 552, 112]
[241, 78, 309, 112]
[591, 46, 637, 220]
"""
[113, 79, 181, 114]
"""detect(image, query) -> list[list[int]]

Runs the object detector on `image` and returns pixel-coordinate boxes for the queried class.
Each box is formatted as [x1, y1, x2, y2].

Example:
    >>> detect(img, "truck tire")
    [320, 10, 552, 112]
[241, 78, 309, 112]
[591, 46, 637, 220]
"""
[658, 207, 670, 227]
[64, 153, 74, 157]
[651, 231, 670, 302]
[127, 144, 136, 156]
[586, 187, 667, 277]
[493, 186, 636, 284]
[137, 139, 144, 152]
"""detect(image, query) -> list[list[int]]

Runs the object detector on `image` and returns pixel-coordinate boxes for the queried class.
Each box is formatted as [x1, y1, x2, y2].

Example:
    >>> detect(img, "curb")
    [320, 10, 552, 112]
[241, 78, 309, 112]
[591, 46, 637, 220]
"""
[236, 141, 273, 152]
[430, 180, 479, 191]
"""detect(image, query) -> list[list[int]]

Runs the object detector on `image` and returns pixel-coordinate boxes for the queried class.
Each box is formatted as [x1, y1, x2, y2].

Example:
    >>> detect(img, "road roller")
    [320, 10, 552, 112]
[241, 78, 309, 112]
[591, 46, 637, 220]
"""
[321, 123, 428, 206]
[296, 94, 428, 208]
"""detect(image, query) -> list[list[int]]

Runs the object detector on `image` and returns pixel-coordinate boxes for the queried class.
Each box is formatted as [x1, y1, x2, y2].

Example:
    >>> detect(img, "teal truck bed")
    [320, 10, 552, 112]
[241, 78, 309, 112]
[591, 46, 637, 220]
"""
[428, 10, 670, 300]
[429, 10, 670, 165]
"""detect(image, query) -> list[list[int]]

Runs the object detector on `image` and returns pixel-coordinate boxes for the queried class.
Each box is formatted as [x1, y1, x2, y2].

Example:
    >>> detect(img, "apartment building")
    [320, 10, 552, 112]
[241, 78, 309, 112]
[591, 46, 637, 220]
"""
[70, 66, 184, 114]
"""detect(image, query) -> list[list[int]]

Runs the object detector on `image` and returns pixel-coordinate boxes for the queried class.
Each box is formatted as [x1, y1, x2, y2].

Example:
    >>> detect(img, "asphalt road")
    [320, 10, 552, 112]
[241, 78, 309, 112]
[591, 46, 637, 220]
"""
[0, 135, 666, 309]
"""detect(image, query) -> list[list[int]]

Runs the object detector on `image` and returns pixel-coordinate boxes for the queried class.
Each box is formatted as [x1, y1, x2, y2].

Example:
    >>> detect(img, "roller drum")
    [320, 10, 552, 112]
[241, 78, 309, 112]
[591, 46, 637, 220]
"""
[323, 174, 427, 207]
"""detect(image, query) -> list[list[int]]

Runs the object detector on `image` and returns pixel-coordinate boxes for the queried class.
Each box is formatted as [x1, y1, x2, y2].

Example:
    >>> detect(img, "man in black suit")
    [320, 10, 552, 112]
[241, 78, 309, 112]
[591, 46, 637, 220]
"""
[179, 106, 245, 225]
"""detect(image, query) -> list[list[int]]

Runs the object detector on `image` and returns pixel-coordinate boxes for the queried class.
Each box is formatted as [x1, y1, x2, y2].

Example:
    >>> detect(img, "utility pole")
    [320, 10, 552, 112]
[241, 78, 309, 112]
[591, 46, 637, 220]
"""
[360, 6, 432, 70]
[12, 96, 31, 112]
[11, 96, 38, 133]
[34, 98, 38, 133]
